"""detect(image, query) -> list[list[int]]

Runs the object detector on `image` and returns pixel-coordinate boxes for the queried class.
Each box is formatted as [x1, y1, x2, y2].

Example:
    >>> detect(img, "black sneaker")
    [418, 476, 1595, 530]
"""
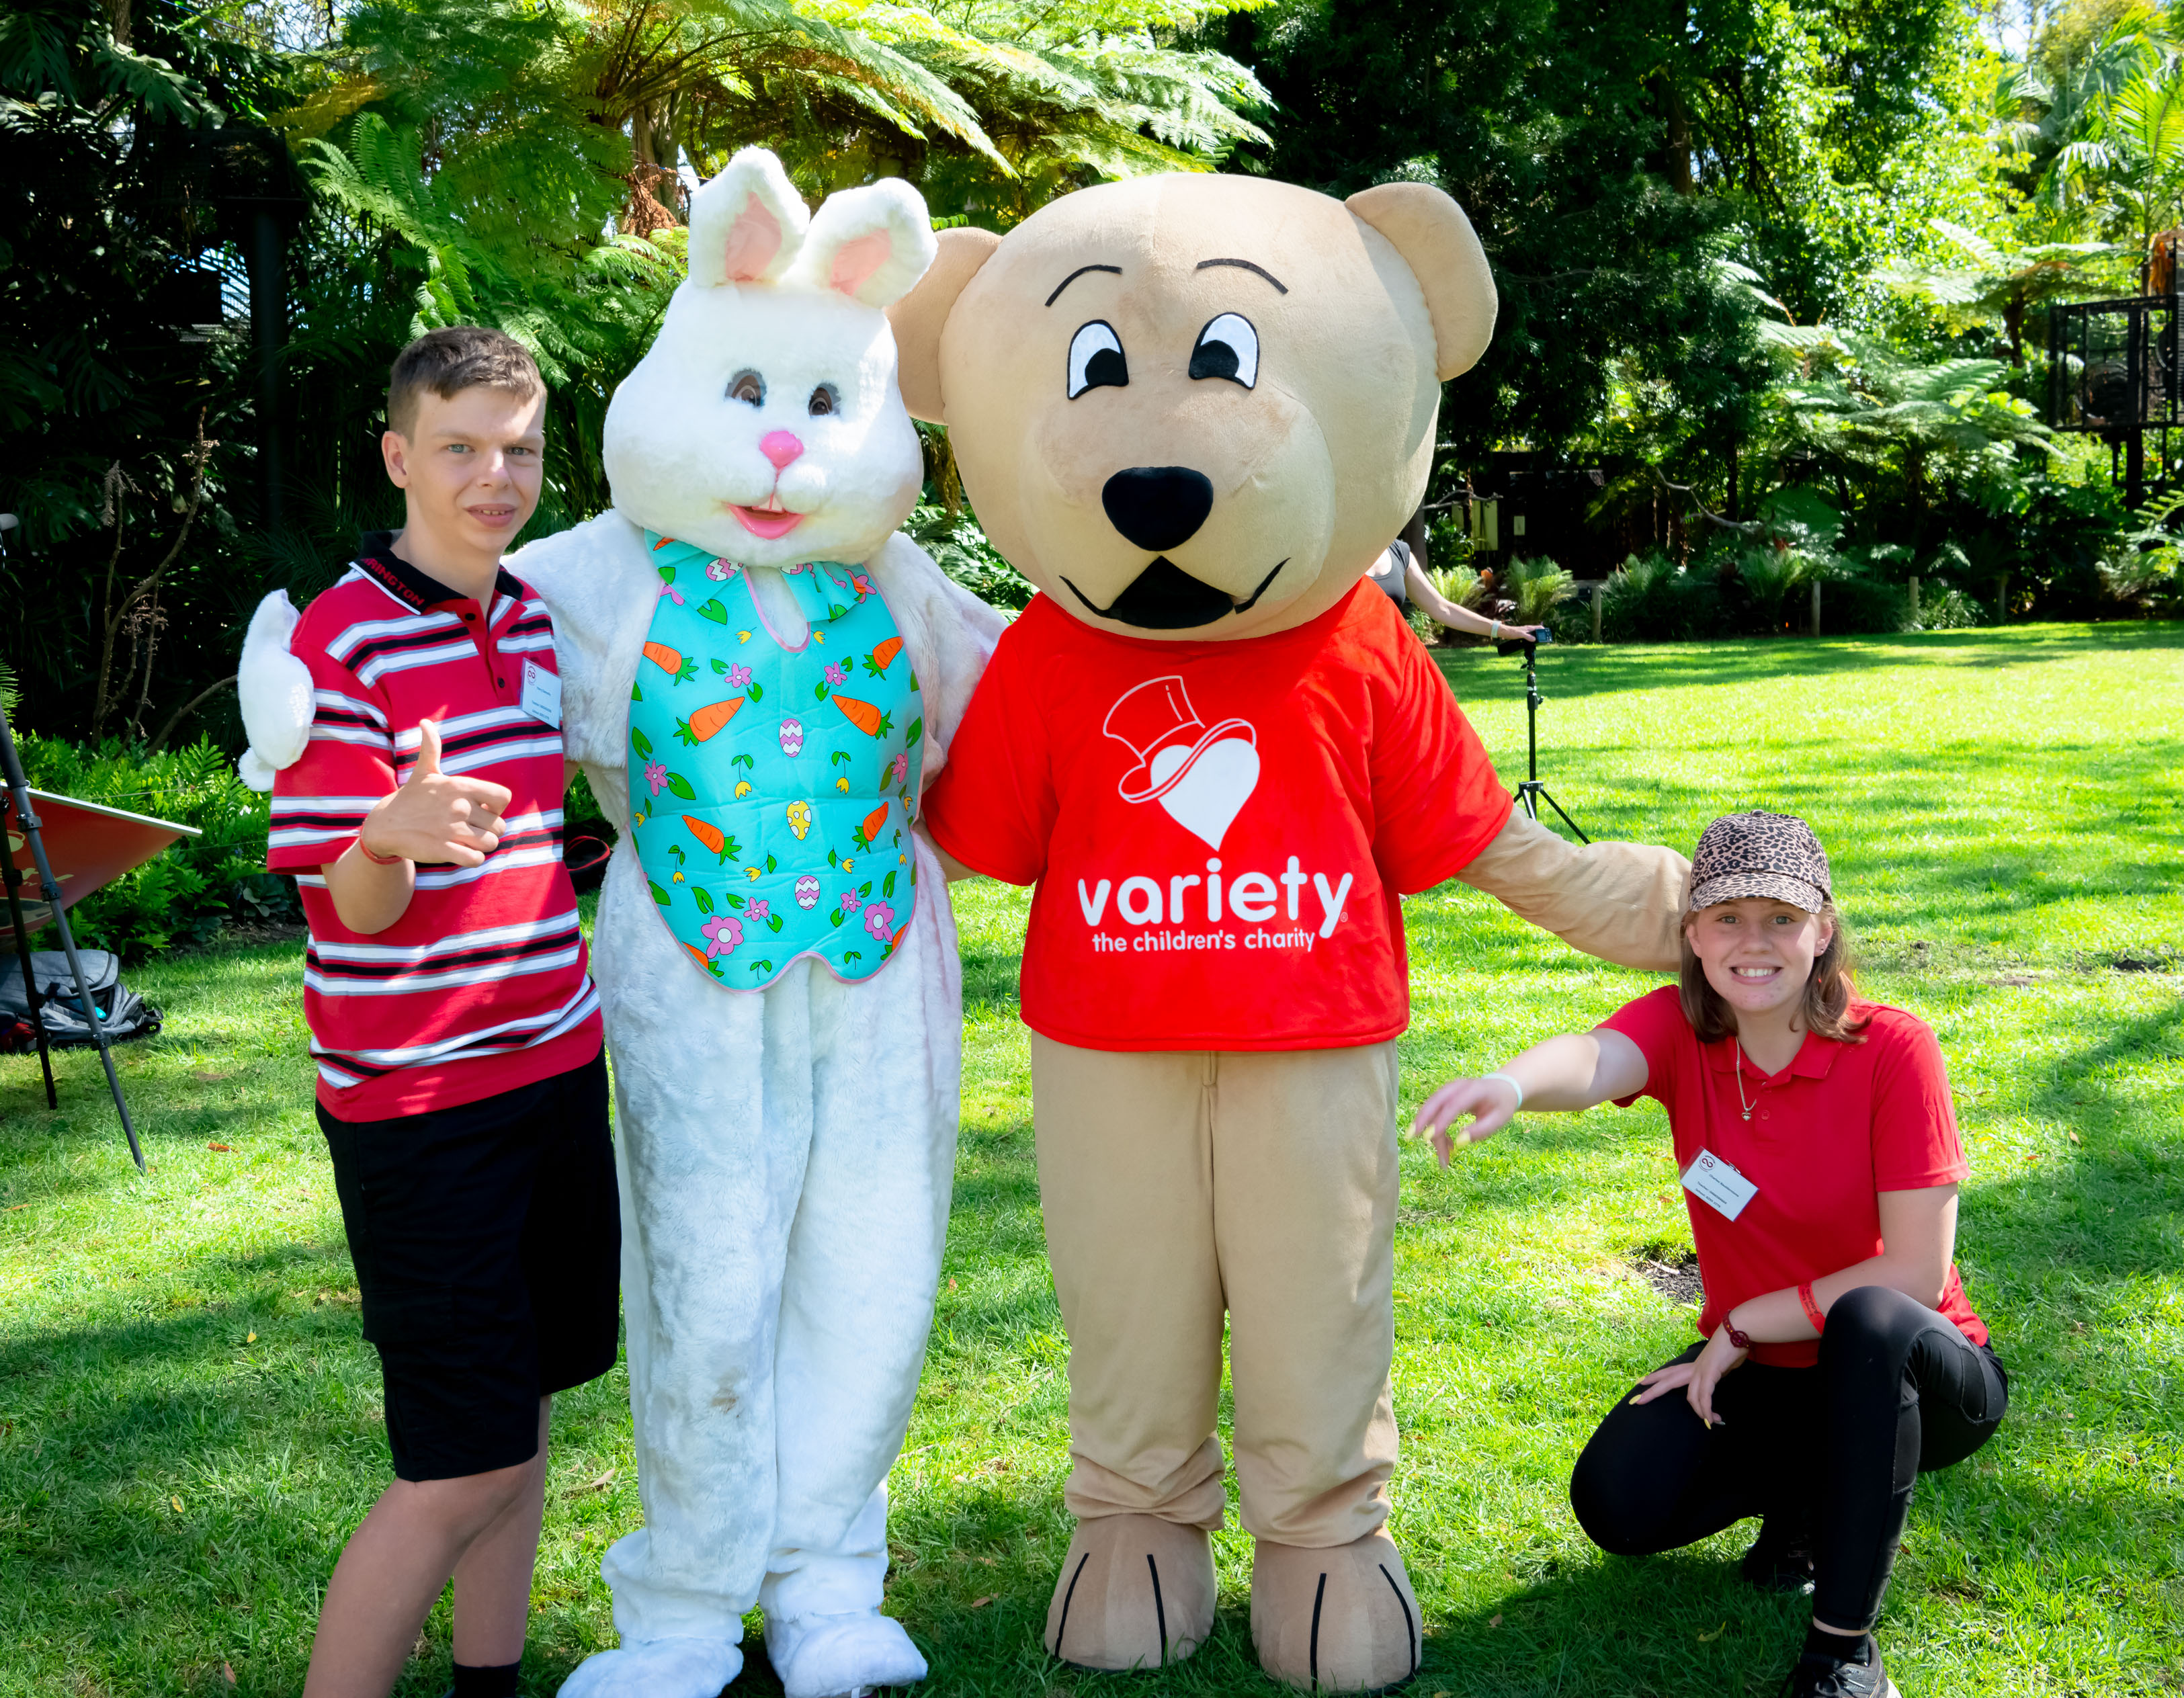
[1741, 1517, 1816, 1594]
[1779, 1636, 1898, 1697]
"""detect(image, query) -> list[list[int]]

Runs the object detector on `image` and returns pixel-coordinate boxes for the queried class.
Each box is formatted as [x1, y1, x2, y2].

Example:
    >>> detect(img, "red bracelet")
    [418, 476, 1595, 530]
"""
[1724, 1322, 1753, 1351]
[356, 837, 405, 867]
[1798, 1281, 1826, 1334]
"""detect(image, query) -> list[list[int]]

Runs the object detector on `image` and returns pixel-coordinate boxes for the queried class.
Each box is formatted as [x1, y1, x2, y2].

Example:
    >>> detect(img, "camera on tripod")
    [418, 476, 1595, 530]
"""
[1490, 628, 1588, 843]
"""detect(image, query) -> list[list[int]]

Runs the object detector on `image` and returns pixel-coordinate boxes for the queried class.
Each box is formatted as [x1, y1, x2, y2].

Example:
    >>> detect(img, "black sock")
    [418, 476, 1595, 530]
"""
[1804, 1625, 1872, 1664]
[450, 1662, 522, 1698]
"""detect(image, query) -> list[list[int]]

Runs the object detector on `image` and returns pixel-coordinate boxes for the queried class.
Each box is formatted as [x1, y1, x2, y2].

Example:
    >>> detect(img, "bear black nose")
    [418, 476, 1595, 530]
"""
[1102, 466, 1214, 553]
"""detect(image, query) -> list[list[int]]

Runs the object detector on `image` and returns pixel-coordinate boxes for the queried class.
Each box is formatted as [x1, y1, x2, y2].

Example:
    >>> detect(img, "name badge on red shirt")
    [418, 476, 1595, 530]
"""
[1682, 1150, 1759, 1221]
[519, 659, 562, 729]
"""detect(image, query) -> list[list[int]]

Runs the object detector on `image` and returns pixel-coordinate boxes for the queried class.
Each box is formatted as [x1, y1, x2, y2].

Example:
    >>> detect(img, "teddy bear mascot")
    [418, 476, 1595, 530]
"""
[888, 173, 1690, 1690]
[505, 150, 1005, 1698]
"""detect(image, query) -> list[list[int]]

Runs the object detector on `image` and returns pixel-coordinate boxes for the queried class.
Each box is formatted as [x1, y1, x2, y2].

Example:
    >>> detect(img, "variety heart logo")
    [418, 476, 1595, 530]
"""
[1101, 676, 1262, 852]
[1147, 737, 1260, 849]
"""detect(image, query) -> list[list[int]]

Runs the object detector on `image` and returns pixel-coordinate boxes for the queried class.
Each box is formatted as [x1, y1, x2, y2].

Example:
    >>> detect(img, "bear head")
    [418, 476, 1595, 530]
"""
[888, 171, 1495, 640]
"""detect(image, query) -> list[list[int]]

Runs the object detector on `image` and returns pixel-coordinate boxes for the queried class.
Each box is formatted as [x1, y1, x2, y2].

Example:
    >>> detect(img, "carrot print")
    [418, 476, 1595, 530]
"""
[675, 699, 744, 745]
[861, 636, 904, 679]
[831, 694, 893, 738]
[683, 816, 737, 863]
[852, 802, 890, 851]
[644, 641, 698, 684]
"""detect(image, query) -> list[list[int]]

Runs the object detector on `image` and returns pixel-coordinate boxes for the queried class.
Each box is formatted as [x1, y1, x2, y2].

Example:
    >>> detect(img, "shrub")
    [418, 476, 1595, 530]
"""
[905, 503, 1034, 611]
[13, 734, 288, 961]
[1501, 556, 1577, 626]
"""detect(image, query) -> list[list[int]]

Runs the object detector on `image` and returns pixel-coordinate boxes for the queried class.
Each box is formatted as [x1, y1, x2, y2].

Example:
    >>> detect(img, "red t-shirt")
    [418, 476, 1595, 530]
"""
[919, 584, 1513, 1050]
[269, 542, 602, 1121]
[1601, 985, 1988, 1367]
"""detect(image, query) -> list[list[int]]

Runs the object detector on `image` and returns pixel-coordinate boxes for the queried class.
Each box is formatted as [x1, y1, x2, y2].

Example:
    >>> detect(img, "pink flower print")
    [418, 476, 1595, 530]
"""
[644, 759, 669, 797]
[851, 573, 875, 597]
[700, 915, 743, 958]
[863, 901, 895, 942]
[779, 717, 804, 757]
[839, 888, 863, 915]
[657, 581, 685, 606]
[794, 874, 821, 910]
[890, 750, 909, 786]
[726, 663, 753, 689]
[823, 661, 847, 686]
[747, 898, 771, 923]
[706, 558, 733, 581]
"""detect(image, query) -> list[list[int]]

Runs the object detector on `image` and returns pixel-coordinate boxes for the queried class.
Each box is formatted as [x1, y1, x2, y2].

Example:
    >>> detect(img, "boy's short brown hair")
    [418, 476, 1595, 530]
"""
[386, 326, 544, 437]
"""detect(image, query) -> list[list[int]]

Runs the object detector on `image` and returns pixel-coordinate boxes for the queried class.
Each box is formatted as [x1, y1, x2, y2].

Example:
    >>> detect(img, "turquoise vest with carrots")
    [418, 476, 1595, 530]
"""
[627, 534, 922, 989]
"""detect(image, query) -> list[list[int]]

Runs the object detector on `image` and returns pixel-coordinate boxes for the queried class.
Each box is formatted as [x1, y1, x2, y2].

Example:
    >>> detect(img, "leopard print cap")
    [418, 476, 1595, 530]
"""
[1687, 810, 1831, 912]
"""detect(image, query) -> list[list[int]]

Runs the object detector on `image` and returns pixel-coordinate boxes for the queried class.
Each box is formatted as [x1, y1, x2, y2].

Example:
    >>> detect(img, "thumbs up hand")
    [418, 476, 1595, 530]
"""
[357, 718, 517, 868]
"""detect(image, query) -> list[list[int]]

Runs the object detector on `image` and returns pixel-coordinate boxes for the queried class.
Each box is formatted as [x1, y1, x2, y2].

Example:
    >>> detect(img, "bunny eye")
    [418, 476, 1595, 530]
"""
[727, 370, 765, 407]
[1189, 314, 1258, 388]
[1066, 321, 1128, 398]
[807, 384, 840, 418]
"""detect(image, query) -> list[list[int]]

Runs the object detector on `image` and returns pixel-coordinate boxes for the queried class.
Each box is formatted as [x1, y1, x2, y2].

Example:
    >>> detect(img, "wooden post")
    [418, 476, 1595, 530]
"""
[1593, 587, 1604, 642]
[1908, 575, 1921, 626]
[1811, 579, 1822, 637]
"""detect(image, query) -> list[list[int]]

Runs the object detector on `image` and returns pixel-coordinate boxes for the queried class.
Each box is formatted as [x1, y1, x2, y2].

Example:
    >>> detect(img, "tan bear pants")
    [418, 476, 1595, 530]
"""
[1030, 1035, 1400, 1550]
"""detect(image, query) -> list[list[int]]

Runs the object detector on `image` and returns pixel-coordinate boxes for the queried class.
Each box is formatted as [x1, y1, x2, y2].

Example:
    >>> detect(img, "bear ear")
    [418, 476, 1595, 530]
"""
[794, 177, 939, 309]
[1345, 182, 1497, 381]
[886, 225, 1002, 423]
[688, 147, 810, 288]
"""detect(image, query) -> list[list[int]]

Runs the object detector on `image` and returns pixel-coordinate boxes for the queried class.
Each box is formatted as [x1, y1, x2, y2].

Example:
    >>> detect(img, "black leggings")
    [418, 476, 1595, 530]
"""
[1570, 1285, 2008, 1631]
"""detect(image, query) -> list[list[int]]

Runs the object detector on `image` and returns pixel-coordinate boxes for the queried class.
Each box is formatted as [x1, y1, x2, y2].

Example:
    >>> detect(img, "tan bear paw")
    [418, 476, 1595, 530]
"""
[1043, 1513, 1216, 1672]
[1250, 1531, 1421, 1692]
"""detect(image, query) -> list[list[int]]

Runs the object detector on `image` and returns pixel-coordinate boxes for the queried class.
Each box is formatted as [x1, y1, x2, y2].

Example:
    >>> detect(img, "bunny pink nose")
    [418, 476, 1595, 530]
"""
[759, 431, 804, 470]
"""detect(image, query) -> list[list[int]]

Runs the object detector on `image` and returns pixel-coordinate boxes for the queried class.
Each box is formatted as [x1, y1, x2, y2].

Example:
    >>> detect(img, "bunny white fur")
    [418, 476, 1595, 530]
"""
[509, 150, 1005, 1698]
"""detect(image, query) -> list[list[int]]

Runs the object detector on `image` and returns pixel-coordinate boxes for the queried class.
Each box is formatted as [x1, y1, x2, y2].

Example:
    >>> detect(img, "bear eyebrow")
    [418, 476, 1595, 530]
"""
[1045, 263, 1123, 308]
[1195, 257, 1288, 294]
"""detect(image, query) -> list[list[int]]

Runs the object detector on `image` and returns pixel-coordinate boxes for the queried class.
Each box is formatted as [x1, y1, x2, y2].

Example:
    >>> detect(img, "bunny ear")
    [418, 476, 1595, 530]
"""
[687, 148, 810, 288]
[792, 177, 938, 309]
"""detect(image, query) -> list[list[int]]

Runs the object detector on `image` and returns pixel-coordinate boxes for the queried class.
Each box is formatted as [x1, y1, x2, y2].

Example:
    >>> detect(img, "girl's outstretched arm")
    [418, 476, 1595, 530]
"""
[1411, 1027, 1650, 1166]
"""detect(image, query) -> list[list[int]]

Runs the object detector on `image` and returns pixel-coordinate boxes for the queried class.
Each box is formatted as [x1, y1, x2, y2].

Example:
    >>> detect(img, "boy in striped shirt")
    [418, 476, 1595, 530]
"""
[268, 327, 616, 1698]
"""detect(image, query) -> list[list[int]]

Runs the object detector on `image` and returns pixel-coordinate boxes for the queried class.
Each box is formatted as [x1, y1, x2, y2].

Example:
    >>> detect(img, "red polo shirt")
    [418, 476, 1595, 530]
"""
[269, 536, 601, 1121]
[1601, 986, 1987, 1367]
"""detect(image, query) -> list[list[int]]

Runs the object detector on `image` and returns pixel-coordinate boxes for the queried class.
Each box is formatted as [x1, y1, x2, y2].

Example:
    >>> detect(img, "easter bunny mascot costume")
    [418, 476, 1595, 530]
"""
[894, 174, 1690, 1690]
[511, 151, 1003, 1698]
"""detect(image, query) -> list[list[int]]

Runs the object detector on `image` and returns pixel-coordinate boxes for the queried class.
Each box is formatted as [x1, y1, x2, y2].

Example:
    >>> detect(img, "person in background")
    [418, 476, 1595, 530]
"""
[1411, 811, 2007, 1698]
[1367, 509, 1548, 642]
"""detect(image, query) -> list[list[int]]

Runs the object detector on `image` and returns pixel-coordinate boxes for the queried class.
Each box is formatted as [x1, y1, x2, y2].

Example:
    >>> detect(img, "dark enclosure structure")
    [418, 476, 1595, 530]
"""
[2048, 291, 2179, 509]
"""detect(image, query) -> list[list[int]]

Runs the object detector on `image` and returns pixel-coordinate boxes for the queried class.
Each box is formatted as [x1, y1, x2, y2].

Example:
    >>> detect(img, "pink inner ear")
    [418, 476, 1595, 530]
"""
[829, 230, 891, 296]
[721, 200, 784, 282]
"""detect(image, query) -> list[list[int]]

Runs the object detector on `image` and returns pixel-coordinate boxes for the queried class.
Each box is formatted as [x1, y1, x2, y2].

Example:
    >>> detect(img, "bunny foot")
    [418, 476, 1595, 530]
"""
[763, 1609, 928, 1697]
[556, 1635, 743, 1698]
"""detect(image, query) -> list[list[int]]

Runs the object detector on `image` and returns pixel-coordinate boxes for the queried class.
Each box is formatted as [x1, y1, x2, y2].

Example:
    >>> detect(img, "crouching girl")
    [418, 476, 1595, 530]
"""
[1413, 810, 2007, 1698]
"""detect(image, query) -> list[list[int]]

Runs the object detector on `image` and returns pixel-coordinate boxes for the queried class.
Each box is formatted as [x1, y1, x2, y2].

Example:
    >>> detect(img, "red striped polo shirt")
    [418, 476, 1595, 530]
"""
[269, 535, 601, 1121]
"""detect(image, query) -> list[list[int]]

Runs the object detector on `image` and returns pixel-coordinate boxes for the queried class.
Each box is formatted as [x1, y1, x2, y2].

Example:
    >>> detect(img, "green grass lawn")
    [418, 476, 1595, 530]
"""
[3, 623, 2180, 1697]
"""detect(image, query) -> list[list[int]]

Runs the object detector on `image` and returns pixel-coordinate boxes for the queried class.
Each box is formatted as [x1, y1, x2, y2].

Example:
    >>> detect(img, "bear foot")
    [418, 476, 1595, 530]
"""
[1044, 1513, 1215, 1672]
[1250, 1531, 1420, 1692]
[557, 1635, 744, 1698]
[763, 1609, 928, 1697]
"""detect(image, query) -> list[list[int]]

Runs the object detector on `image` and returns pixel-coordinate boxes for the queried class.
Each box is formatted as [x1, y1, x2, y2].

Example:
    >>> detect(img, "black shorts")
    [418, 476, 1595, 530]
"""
[320, 1048, 621, 1482]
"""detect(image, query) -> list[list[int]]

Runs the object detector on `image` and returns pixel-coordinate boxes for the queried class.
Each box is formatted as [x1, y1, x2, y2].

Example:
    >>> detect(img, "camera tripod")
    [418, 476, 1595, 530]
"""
[1496, 636, 1589, 844]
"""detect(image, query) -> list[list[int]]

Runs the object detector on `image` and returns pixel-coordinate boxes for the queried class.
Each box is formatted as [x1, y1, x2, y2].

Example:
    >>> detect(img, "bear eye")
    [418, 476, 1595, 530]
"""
[728, 370, 765, 406]
[1066, 321, 1128, 398]
[808, 383, 839, 417]
[1189, 314, 1258, 388]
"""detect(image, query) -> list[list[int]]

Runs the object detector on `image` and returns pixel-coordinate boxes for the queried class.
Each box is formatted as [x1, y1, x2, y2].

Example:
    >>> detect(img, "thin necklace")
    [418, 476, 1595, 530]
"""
[1732, 1037, 1755, 1121]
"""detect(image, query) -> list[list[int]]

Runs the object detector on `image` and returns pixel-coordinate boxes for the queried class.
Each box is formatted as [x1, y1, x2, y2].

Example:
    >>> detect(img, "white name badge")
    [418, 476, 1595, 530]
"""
[520, 659, 563, 729]
[1681, 1150, 1759, 1222]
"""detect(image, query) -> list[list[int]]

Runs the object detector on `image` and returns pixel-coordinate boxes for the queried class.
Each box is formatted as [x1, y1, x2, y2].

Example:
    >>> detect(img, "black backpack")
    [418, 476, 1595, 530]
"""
[0, 949, 163, 1050]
